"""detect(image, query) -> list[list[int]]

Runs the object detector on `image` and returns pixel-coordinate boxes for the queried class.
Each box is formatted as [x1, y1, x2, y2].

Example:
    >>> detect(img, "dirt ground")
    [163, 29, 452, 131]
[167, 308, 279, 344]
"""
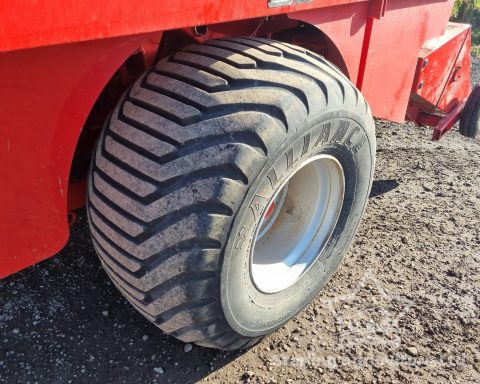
[1, 60, 479, 384]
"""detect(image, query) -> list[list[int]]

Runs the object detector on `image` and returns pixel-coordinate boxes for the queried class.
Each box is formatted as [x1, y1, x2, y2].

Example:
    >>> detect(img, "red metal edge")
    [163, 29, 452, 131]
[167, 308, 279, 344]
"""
[411, 23, 471, 113]
[0, 0, 366, 53]
[431, 99, 467, 140]
[356, 16, 374, 91]
[407, 21, 472, 139]
[417, 98, 467, 141]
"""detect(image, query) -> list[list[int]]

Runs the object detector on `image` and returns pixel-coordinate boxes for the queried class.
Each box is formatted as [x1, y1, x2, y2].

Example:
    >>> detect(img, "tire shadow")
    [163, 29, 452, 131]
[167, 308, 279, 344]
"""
[369, 179, 400, 198]
[0, 210, 242, 384]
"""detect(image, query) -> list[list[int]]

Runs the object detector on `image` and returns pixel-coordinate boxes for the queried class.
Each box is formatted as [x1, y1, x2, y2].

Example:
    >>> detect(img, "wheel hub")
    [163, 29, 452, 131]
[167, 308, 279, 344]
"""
[250, 155, 345, 294]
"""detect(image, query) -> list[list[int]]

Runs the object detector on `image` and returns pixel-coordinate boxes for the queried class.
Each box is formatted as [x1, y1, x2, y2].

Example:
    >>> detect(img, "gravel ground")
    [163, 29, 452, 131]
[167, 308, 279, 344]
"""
[1, 61, 479, 384]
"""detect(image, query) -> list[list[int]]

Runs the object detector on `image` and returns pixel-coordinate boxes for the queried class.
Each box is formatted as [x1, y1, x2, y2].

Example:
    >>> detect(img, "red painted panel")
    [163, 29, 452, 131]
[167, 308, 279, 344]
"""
[0, 0, 366, 53]
[437, 30, 471, 112]
[0, 0, 464, 278]
[0, 33, 161, 278]
[412, 23, 471, 113]
[360, 0, 455, 122]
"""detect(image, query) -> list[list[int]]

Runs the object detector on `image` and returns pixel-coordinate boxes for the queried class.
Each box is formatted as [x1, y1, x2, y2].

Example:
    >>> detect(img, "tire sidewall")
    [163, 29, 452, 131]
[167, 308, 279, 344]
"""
[460, 86, 480, 138]
[220, 109, 375, 337]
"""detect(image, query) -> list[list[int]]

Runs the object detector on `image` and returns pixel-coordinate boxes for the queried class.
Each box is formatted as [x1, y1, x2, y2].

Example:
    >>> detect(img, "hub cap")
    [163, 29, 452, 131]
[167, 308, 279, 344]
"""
[250, 155, 345, 294]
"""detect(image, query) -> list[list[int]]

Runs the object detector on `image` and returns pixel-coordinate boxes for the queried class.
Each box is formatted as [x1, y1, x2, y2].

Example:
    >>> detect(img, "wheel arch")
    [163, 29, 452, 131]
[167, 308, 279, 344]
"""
[68, 37, 161, 212]
[287, 3, 370, 85]
[0, 33, 161, 278]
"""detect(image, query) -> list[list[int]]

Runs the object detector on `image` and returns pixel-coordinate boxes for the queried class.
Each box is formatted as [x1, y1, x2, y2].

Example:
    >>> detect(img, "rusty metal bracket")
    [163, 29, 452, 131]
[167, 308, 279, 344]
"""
[417, 99, 467, 141]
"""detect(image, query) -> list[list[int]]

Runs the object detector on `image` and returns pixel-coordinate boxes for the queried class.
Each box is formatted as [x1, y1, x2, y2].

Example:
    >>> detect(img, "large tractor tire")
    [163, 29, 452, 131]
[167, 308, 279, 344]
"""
[87, 37, 376, 350]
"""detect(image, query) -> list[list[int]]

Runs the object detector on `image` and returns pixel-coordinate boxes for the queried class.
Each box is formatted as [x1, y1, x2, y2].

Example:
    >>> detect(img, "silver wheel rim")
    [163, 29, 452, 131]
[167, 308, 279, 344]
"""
[250, 154, 345, 294]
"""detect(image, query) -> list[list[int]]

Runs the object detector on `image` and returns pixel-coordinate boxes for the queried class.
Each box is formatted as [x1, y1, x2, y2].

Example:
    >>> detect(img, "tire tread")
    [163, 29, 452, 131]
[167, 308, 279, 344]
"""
[88, 37, 370, 349]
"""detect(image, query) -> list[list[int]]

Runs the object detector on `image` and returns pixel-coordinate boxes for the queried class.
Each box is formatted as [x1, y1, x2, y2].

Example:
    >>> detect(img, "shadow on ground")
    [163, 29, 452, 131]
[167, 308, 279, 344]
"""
[0, 210, 243, 384]
[369, 179, 400, 198]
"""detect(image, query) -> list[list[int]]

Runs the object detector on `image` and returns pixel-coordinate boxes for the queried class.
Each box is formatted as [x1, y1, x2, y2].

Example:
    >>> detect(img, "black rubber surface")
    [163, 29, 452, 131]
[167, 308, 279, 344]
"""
[459, 85, 480, 138]
[87, 37, 375, 350]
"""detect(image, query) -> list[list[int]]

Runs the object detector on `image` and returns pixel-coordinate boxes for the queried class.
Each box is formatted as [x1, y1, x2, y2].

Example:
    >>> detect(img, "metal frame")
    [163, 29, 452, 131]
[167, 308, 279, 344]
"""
[0, 0, 474, 278]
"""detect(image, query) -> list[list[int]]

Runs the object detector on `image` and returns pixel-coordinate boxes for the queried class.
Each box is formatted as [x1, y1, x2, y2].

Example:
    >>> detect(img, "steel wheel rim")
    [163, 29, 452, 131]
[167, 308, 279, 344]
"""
[250, 154, 345, 294]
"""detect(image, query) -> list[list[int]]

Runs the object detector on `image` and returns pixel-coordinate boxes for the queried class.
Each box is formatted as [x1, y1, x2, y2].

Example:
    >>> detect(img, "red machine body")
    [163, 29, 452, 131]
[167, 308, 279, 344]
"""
[0, 0, 471, 278]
